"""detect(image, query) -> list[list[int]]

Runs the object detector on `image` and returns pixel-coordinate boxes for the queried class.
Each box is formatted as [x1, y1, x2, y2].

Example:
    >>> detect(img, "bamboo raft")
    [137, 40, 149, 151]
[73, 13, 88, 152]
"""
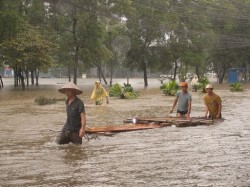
[85, 123, 161, 133]
[123, 116, 219, 127]
[85, 116, 223, 134]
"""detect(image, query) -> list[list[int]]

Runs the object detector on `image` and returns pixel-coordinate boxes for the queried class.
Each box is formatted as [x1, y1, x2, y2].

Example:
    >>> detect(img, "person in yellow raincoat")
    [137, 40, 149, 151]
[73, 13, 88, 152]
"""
[91, 81, 109, 105]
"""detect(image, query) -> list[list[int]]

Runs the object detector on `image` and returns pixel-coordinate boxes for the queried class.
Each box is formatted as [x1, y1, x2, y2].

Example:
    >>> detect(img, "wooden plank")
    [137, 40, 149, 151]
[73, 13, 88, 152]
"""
[86, 117, 223, 134]
[124, 116, 214, 125]
[85, 124, 161, 133]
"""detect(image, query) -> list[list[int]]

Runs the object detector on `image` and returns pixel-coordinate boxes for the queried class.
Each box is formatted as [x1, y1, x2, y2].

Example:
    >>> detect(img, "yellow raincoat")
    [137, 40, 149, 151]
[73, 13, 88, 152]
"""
[91, 81, 108, 105]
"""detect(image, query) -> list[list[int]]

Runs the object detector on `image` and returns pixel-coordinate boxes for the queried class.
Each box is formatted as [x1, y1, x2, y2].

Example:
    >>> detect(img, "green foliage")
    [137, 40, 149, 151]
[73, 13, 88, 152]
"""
[230, 83, 244, 92]
[34, 96, 64, 105]
[123, 83, 134, 93]
[160, 81, 179, 96]
[109, 83, 138, 99]
[109, 83, 123, 97]
[1, 22, 55, 71]
[198, 77, 210, 93]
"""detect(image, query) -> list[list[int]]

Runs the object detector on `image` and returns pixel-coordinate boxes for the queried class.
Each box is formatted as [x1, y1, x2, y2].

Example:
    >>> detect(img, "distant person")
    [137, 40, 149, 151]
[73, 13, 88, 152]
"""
[169, 82, 192, 117]
[56, 82, 86, 145]
[204, 84, 222, 119]
[191, 75, 199, 92]
[91, 81, 109, 105]
[0, 74, 3, 88]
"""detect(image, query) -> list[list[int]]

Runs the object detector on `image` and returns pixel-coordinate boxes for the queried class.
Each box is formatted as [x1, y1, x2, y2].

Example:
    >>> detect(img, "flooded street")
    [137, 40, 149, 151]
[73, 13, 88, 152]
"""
[0, 78, 250, 187]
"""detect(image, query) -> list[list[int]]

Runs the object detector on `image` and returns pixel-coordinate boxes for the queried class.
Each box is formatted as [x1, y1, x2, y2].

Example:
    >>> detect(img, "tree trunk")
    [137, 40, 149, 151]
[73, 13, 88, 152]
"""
[0, 74, 3, 88]
[195, 64, 200, 79]
[35, 69, 39, 86]
[173, 61, 178, 81]
[73, 66, 77, 84]
[109, 57, 114, 87]
[68, 65, 71, 82]
[214, 63, 228, 84]
[98, 65, 108, 85]
[19, 70, 25, 90]
[93, 62, 108, 84]
[31, 71, 34, 85]
[25, 70, 29, 87]
[218, 69, 226, 84]
[14, 69, 17, 87]
[72, 14, 79, 85]
[142, 60, 148, 87]
[218, 76, 223, 84]
[14, 66, 18, 87]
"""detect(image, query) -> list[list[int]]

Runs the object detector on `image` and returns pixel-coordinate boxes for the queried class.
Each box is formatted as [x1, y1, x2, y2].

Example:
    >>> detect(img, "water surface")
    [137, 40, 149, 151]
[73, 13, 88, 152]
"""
[0, 78, 249, 186]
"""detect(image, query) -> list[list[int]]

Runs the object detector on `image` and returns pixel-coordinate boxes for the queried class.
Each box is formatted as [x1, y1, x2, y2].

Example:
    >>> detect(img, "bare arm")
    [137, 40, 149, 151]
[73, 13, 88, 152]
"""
[216, 104, 222, 118]
[170, 97, 178, 113]
[79, 112, 86, 138]
[186, 100, 191, 117]
[204, 105, 209, 118]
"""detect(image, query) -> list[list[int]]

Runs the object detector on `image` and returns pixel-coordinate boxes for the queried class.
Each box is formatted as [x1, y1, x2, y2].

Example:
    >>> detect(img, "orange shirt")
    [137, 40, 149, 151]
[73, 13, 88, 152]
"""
[203, 93, 222, 117]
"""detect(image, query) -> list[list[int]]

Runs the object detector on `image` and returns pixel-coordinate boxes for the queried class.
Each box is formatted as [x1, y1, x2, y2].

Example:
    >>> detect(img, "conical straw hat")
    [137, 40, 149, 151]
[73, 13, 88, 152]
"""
[58, 82, 82, 95]
[205, 84, 213, 89]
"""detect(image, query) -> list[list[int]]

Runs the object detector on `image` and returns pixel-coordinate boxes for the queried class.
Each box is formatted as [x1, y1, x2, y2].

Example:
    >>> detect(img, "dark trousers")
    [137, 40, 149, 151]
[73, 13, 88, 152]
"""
[177, 110, 188, 116]
[56, 130, 82, 145]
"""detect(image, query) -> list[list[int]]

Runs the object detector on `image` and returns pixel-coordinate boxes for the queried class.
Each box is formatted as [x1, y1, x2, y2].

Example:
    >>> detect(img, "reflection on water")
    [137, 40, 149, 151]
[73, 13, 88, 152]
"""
[0, 79, 250, 186]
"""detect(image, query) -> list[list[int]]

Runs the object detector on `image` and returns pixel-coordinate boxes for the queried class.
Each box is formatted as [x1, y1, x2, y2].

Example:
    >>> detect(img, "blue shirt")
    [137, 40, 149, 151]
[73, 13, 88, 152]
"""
[176, 90, 192, 112]
[64, 97, 85, 131]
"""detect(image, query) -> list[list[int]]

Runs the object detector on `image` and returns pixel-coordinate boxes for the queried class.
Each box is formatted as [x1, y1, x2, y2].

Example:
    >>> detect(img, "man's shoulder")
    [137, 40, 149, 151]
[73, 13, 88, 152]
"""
[182, 91, 192, 96]
[186, 91, 192, 100]
[176, 90, 181, 96]
[213, 93, 221, 100]
[75, 97, 84, 103]
[203, 94, 209, 99]
[213, 92, 220, 97]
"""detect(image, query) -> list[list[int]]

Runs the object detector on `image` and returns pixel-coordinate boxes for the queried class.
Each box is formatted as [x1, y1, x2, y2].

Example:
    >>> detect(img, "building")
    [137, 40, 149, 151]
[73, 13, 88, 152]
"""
[228, 68, 250, 83]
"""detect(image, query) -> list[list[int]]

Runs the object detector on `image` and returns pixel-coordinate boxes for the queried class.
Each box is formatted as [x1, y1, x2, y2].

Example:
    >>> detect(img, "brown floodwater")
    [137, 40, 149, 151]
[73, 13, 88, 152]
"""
[0, 78, 250, 187]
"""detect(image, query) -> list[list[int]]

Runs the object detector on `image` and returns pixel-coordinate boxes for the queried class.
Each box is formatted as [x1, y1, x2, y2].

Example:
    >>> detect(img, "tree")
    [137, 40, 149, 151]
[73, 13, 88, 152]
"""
[1, 23, 54, 89]
[206, 0, 250, 83]
[125, 0, 171, 87]
[48, 0, 114, 84]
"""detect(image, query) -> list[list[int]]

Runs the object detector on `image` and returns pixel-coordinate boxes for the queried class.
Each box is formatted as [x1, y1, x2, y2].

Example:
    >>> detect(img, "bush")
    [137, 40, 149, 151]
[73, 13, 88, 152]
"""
[197, 77, 210, 93]
[109, 83, 123, 97]
[34, 96, 64, 105]
[160, 81, 179, 96]
[230, 83, 243, 92]
[109, 83, 138, 99]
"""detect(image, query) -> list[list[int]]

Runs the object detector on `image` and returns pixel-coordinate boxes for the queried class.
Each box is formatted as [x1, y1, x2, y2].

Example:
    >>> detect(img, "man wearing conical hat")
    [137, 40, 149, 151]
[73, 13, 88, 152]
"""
[56, 82, 86, 144]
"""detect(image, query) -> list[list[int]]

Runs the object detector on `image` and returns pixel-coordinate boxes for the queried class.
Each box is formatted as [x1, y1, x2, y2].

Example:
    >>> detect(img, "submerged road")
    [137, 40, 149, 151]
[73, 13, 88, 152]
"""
[0, 78, 249, 186]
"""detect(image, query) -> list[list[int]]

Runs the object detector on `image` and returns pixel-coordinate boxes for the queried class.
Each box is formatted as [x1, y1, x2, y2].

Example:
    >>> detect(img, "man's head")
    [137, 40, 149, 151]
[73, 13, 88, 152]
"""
[58, 82, 82, 97]
[95, 81, 101, 88]
[180, 82, 188, 92]
[205, 84, 213, 93]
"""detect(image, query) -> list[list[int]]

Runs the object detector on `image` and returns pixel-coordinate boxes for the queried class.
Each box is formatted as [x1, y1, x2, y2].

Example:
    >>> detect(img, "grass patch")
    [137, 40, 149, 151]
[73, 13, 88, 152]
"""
[34, 96, 65, 105]
[230, 83, 244, 92]
[160, 80, 179, 96]
[198, 77, 210, 93]
[109, 83, 139, 99]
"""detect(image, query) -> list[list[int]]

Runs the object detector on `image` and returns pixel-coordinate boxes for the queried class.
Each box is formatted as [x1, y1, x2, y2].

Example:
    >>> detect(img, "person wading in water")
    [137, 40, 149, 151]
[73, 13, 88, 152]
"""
[203, 84, 222, 119]
[169, 82, 192, 117]
[56, 82, 86, 145]
[90, 81, 109, 105]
